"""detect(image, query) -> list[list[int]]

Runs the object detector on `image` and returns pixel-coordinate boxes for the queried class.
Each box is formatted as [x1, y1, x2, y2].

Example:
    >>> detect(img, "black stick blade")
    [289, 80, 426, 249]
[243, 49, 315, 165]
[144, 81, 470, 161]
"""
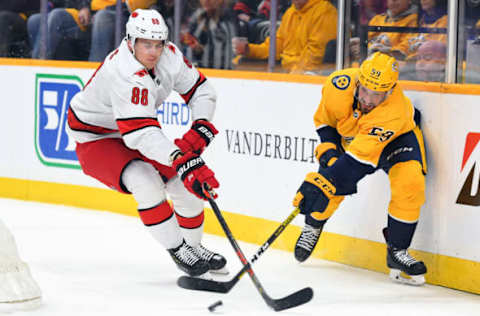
[177, 277, 314, 312]
[270, 287, 314, 312]
[177, 276, 232, 293]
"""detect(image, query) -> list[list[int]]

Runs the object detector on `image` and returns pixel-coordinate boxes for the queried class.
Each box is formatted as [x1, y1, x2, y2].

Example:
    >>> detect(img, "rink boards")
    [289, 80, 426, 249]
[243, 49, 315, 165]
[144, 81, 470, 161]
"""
[0, 58, 479, 295]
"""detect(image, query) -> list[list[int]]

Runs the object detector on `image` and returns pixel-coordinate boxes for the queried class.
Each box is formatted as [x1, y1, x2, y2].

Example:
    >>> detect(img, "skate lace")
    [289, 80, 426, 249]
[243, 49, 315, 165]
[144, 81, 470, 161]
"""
[393, 249, 417, 267]
[194, 245, 215, 261]
[297, 225, 321, 251]
[175, 244, 200, 266]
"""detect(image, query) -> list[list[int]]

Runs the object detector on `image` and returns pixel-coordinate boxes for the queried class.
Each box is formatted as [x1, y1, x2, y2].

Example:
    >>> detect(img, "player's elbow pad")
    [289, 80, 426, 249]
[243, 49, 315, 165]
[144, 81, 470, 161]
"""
[316, 125, 342, 145]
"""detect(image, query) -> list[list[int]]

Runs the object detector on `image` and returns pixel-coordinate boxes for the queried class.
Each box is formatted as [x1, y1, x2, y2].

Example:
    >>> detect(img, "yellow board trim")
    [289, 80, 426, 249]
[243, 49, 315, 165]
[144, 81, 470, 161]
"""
[1, 177, 479, 295]
[2, 58, 480, 94]
[1, 177, 139, 217]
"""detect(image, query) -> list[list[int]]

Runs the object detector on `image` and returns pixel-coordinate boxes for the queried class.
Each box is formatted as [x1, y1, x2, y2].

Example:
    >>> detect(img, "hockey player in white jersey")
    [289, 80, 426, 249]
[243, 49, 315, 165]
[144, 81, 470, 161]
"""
[67, 9, 227, 277]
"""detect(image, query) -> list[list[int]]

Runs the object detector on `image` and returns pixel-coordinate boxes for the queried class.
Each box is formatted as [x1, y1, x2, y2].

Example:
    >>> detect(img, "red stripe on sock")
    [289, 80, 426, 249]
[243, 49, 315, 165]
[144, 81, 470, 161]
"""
[175, 211, 204, 229]
[138, 201, 173, 226]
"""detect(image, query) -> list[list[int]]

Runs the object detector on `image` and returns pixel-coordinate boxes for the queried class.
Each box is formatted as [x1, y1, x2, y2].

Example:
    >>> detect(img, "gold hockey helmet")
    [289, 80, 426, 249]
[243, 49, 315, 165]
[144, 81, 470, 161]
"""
[358, 52, 399, 92]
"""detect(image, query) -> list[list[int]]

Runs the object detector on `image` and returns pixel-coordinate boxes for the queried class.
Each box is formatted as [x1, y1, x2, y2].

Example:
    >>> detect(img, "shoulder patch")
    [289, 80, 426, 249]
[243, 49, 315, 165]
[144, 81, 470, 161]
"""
[332, 75, 351, 90]
[167, 44, 176, 53]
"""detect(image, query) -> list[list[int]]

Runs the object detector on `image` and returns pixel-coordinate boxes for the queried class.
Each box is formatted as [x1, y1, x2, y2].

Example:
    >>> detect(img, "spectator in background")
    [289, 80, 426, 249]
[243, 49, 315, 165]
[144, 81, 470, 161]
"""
[359, 0, 387, 25]
[87, 0, 132, 61]
[367, 0, 418, 60]
[234, 0, 272, 22]
[233, 0, 289, 43]
[406, 0, 447, 60]
[0, 1, 39, 58]
[29, 0, 157, 61]
[151, 0, 199, 43]
[415, 39, 446, 81]
[232, 0, 338, 74]
[26, 1, 61, 58]
[466, 0, 480, 40]
[182, 0, 236, 69]
[28, 0, 92, 60]
[350, 0, 386, 61]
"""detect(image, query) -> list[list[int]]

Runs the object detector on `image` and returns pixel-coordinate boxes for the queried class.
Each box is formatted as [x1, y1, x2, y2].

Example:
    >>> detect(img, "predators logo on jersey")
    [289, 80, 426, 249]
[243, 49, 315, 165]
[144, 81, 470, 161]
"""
[332, 75, 351, 90]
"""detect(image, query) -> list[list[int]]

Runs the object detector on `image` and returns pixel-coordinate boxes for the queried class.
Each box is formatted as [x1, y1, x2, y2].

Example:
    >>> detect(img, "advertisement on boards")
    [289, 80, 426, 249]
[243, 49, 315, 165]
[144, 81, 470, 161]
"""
[456, 132, 480, 206]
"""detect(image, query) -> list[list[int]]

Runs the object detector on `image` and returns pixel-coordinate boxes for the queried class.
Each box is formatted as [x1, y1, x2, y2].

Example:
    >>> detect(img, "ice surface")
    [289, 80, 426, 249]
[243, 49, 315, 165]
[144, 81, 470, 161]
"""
[1, 198, 479, 315]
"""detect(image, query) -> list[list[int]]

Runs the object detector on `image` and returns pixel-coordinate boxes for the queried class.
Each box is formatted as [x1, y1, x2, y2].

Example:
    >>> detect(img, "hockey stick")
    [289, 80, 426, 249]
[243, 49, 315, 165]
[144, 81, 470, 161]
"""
[178, 185, 313, 312]
[178, 207, 301, 294]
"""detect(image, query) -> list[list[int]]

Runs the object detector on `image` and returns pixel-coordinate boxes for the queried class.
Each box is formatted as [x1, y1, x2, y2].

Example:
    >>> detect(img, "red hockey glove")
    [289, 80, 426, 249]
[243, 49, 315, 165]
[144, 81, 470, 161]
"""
[172, 152, 219, 200]
[174, 119, 218, 154]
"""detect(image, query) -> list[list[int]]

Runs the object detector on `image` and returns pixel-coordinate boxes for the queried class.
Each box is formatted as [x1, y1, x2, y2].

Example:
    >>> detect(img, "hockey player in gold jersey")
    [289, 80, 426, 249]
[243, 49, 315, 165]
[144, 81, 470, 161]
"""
[292, 52, 427, 285]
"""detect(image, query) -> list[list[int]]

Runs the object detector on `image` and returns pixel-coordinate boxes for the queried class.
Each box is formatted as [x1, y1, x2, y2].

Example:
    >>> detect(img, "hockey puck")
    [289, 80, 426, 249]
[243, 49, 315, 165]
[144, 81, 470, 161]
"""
[208, 300, 223, 312]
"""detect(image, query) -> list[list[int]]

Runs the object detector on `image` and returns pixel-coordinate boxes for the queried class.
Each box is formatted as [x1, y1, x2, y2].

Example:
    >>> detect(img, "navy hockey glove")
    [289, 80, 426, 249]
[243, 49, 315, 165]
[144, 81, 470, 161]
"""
[174, 119, 218, 154]
[314, 143, 340, 169]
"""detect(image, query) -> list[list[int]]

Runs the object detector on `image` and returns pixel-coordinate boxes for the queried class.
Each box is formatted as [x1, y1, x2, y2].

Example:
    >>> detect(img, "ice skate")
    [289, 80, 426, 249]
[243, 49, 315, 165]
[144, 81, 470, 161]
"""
[386, 247, 427, 285]
[294, 224, 324, 262]
[383, 228, 427, 285]
[192, 244, 228, 274]
[168, 240, 209, 277]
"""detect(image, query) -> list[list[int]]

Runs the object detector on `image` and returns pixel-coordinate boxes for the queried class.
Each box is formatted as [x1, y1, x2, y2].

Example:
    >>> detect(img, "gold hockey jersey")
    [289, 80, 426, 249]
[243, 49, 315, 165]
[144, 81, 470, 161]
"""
[314, 68, 416, 167]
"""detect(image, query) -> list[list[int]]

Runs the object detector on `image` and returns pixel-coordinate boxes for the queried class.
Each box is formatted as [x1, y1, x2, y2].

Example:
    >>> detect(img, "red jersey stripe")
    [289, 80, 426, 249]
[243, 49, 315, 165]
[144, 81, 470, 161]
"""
[175, 211, 204, 229]
[84, 62, 104, 90]
[67, 107, 118, 134]
[180, 71, 206, 105]
[138, 201, 174, 226]
[116, 117, 161, 136]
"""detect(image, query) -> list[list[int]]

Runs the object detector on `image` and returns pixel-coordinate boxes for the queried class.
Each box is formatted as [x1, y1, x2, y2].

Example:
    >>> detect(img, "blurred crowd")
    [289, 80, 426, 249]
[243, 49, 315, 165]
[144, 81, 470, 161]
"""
[1, 0, 480, 82]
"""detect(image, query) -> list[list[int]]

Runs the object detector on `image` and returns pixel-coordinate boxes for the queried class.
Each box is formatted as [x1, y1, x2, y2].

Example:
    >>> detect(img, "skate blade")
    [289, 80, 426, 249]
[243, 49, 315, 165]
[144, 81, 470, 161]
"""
[194, 271, 214, 280]
[389, 269, 425, 286]
[0, 296, 42, 312]
[210, 267, 229, 275]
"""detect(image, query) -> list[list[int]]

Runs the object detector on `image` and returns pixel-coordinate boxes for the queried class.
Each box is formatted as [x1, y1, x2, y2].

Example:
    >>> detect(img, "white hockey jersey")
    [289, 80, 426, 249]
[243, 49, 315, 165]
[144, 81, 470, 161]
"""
[67, 39, 217, 166]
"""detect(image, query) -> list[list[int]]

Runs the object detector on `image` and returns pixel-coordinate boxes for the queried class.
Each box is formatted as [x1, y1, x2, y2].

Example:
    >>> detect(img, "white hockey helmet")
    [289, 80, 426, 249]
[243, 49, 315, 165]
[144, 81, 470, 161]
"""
[126, 9, 168, 46]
